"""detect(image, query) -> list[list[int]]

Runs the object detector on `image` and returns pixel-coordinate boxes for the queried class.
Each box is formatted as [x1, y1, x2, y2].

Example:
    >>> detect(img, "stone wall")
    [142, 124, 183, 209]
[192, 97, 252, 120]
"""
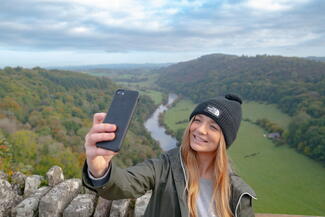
[0, 166, 151, 217]
[2, 168, 321, 217]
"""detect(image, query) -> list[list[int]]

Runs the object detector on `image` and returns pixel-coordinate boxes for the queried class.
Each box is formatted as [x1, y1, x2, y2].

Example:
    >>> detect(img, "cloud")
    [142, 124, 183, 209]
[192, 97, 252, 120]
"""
[244, 0, 310, 12]
[0, 0, 324, 66]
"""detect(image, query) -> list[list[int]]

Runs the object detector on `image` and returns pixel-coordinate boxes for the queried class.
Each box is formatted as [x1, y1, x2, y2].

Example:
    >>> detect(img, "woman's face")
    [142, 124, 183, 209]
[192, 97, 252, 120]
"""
[189, 114, 221, 153]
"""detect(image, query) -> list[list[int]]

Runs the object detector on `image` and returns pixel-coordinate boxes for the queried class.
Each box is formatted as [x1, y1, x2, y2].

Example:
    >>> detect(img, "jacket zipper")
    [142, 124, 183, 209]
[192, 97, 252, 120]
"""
[235, 192, 257, 217]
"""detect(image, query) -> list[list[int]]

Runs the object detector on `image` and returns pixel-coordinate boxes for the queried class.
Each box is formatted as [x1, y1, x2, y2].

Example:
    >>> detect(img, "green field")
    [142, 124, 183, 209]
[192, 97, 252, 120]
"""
[243, 101, 292, 129]
[164, 98, 195, 130]
[85, 69, 161, 92]
[141, 89, 164, 105]
[164, 98, 325, 215]
[230, 122, 325, 215]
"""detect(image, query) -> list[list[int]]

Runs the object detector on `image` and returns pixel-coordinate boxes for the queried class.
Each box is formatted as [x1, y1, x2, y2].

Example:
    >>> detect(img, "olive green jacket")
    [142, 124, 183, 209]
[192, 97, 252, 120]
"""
[82, 147, 256, 217]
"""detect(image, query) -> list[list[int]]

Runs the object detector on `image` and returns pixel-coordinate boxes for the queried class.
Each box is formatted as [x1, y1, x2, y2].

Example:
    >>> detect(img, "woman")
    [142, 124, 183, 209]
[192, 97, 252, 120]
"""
[82, 94, 256, 217]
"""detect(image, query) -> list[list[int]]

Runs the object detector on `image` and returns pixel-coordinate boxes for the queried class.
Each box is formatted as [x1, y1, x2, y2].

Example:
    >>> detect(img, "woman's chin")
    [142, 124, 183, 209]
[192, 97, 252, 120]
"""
[190, 141, 206, 151]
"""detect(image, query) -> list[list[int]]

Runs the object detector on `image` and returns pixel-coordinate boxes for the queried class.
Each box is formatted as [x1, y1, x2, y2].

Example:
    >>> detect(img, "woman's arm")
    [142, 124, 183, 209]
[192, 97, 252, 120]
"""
[83, 154, 166, 200]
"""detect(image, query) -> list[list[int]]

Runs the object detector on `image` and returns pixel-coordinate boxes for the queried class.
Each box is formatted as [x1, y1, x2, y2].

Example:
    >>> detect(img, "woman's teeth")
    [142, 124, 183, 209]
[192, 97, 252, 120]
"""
[194, 135, 207, 143]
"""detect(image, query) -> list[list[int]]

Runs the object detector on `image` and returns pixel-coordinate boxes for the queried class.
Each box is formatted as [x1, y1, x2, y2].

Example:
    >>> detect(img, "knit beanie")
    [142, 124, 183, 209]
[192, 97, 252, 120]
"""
[189, 94, 242, 148]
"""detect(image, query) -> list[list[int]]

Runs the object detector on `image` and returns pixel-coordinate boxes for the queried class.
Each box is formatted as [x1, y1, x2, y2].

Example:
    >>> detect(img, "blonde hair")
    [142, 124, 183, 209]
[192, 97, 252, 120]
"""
[180, 118, 233, 217]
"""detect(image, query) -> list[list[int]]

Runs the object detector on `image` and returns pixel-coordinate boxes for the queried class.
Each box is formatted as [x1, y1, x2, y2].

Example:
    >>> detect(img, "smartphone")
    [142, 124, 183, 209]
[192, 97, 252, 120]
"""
[96, 89, 139, 152]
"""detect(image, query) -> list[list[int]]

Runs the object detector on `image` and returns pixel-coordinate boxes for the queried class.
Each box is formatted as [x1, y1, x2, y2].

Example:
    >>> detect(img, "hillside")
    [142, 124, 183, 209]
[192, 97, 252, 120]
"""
[158, 54, 324, 105]
[306, 56, 325, 62]
[0, 67, 160, 177]
[157, 54, 325, 164]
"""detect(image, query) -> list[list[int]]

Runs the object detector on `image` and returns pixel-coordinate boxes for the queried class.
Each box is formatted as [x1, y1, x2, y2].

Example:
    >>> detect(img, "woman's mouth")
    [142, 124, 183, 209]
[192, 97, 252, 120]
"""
[193, 134, 208, 143]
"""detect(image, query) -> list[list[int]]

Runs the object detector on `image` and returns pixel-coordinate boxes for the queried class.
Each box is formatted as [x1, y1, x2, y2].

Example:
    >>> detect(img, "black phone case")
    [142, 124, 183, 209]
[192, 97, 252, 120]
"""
[96, 89, 139, 152]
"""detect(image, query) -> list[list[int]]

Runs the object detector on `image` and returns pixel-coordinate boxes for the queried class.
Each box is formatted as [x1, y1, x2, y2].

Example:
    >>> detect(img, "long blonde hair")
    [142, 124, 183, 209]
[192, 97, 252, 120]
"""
[180, 118, 233, 217]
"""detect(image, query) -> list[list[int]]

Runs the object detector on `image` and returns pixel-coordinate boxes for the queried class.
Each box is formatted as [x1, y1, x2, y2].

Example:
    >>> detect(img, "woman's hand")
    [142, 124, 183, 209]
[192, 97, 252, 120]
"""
[84, 113, 118, 178]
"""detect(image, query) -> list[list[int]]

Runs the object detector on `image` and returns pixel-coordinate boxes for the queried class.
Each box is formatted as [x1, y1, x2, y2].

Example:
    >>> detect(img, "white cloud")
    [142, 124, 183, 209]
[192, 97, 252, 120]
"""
[69, 26, 91, 35]
[245, 0, 311, 12]
[62, 0, 174, 31]
[221, 0, 312, 14]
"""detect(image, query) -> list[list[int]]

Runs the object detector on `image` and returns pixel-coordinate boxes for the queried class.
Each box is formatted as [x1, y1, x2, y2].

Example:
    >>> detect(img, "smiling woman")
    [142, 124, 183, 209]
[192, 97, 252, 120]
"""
[189, 114, 222, 154]
[82, 93, 256, 217]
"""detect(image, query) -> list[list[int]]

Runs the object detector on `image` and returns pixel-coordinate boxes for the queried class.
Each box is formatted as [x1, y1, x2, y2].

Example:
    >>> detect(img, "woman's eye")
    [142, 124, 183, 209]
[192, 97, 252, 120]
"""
[211, 125, 219, 131]
[193, 118, 201, 122]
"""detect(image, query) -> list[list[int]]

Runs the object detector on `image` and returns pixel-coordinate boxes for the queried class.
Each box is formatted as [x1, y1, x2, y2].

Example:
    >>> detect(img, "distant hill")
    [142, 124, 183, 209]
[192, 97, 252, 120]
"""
[306, 56, 325, 62]
[157, 54, 324, 108]
[48, 63, 173, 71]
[157, 53, 325, 164]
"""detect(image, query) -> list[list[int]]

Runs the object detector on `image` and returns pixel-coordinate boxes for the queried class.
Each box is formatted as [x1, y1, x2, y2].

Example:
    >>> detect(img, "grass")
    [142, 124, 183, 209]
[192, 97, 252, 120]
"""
[141, 89, 164, 105]
[112, 71, 160, 89]
[164, 98, 195, 130]
[230, 122, 325, 215]
[243, 101, 292, 129]
[164, 98, 325, 215]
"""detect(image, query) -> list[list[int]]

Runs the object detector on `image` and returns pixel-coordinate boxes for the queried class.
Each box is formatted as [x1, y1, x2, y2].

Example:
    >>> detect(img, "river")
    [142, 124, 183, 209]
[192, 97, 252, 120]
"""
[144, 93, 178, 151]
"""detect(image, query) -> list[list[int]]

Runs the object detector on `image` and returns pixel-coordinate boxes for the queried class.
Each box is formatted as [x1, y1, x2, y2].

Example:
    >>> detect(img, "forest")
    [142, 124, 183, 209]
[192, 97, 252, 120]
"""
[0, 67, 161, 178]
[157, 54, 325, 164]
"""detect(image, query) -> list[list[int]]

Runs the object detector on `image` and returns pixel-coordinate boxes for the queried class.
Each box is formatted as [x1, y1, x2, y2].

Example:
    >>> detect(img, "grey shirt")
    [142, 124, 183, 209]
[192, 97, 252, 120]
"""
[197, 178, 217, 217]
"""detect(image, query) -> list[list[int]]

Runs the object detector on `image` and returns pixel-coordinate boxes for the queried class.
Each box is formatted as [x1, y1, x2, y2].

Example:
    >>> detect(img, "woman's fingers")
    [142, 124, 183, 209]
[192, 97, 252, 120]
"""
[93, 113, 107, 125]
[86, 146, 115, 156]
[86, 143, 118, 158]
[86, 132, 116, 147]
[85, 113, 119, 161]
[89, 123, 117, 134]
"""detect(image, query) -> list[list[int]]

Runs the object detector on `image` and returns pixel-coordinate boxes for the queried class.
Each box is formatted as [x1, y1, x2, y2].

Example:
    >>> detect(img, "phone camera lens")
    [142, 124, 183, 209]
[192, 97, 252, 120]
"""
[117, 90, 125, 95]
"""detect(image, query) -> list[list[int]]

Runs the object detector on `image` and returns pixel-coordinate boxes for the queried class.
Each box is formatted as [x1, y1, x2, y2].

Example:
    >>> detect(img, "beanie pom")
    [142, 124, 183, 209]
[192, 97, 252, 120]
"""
[225, 94, 242, 104]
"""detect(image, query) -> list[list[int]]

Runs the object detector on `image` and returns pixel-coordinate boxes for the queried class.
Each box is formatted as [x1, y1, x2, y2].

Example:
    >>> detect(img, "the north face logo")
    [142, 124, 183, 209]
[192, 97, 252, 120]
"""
[205, 105, 220, 117]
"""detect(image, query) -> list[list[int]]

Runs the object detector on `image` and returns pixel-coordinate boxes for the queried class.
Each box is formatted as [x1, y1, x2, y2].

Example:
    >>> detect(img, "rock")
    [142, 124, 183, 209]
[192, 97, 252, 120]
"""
[0, 178, 21, 217]
[11, 172, 27, 195]
[46, 166, 64, 187]
[24, 175, 43, 197]
[93, 197, 112, 217]
[82, 185, 97, 195]
[11, 186, 50, 217]
[39, 178, 82, 217]
[63, 194, 96, 217]
[0, 171, 8, 181]
[134, 191, 152, 217]
[109, 199, 131, 217]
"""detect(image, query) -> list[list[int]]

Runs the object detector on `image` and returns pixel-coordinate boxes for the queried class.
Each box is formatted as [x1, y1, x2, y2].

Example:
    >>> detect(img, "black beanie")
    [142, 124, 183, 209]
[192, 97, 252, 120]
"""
[189, 94, 242, 148]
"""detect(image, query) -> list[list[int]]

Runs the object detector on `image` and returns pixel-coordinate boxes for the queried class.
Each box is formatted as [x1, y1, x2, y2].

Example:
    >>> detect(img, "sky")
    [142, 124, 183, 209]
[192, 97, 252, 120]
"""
[0, 0, 324, 68]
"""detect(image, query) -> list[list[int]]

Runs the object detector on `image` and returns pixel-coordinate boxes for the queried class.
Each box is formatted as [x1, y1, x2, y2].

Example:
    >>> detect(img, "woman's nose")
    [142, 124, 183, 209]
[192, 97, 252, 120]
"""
[196, 122, 208, 134]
